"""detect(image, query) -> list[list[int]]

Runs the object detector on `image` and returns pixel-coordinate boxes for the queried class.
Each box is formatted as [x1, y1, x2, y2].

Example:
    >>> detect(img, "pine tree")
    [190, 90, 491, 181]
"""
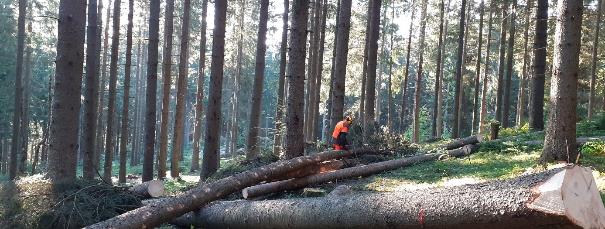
[118, 0, 135, 183]
[529, 0, 547, 130]
[157, 0, 175, 180]
[272, 0, 289, 156]
[452, 0, 468, 138]
[191, 0, 208, 172]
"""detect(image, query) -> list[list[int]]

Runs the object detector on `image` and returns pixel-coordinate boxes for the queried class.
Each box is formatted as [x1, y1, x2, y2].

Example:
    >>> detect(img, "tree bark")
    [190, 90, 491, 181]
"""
[243, 145, 478, 199]
[330, 0, 353, 132]
[472, 0, 485, 134]
[529, 0, 547, 131]
[442, 135, 482, 150]
[312, 0, 328, 141]
[86, 149, 371, 228]
[191, 0, 208, 172]
[47, 0, 86, 182]
[247, 0, 270, 159]
[157, 0, 175, 180]
[129, 180, 164, 199]
[273, 0, 289, 157]
[20, 18, 32, 175]
[9, 0, 26, 180]
[591, 0, 603, 118]
[495, 3, 508, 124]
[387, 1, 395, 132]
[177, 166, 605, 229]
[412, 0, 428, 143]
[305, 0, 322, 142]
[142, 0, 161, 182]
[118, 0, 134, 184]
[503, 0, 517, 128]
[432, 0, 445, 138]
[452, 0, 467, 139]
[359, 0, 370, 133]
[400, 0, 416, 134]
[201, 0, 228, 178]
[479, 1, 494, 135]
[542, 0, 583, 163]
[363, 0, 382, 137]
[96, 0, 111, 169]
[517, 0, 533, 126]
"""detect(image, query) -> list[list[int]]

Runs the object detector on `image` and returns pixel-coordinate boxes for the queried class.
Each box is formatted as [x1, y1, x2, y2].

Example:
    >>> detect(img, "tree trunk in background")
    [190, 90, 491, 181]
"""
[157, 0, 175, 180]
[472, 0, 485, 134]
[364, 0, 382, 137]
[359, 0, 370, 134]
[305, 0, 321, 142]
[247, 0, 270, 159]
[432, 0, 445, 138]
[47, 0, 86, 182]
[495, 3, 508, 124]
[229, 0, 246, 157]
[590, 0, 603, 118]
[284, 0, 310, 159]
[436, 0, 451, 138]
[529, 0, 547, 131]
[118, 0, 134, 184]
[479, 1, 494, 134]
[142, 0, 161, 182]
[82, 0, 100, 179]
[331, 0, 353, 134]
[400, 0, 416, 134]
[20, 18, 32, 175]
[459, 2, 472, 137]
[387, 1, 394, 132]
[96, 0, 111, 168]
[542, 0, 583, 163]
[171, 0, 192, 179]
[412, 0, 428, 143]
[103, 0, 122, 182]
[375, 5, 387, 125]
[191, 0, 208, 172]
[517, 0, 533, 126]
[503, 0, 517, 128]
[131, 27, 143, 166]
[452, 0, 467, 139]
[312, 0, 328, 141]
[326, 0, 341, 142]
[9, 0, 26, 180]
[273, 0, 289, 156]
[201, 0, 228, 178]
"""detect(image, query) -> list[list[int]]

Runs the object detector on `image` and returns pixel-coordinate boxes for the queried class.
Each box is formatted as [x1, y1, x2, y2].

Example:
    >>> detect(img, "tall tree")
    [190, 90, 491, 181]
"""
[387, 0, 395, 132]
[273, 0, 289, 156]
[495, 2, 508, 124]
[331, 0, 353, 129]
[96, 0, 111, 165]
[103, 0, 122, 182]
[327, 0, 342, 141]
[171, 0, 192, 178]
[284, 0, 310, 159]
[516, 0, 533, 126]
[9, 0, 26, 180]
[47, 0, 86, 182]
[542, 0, 583, 163]
[412, 0, 428, 142]
[479, 0, 495, 134]
[472, 0, 485, 134]
[118, 0, 135, 184]
[529, 0, 547, 130]
[359, 0, 370, 133]
[364, 0, 382, 136]
[503, 0, 517, 128]
[305, 0, 321, 141]
[82, 0, 100, 179]
[432, 0, 446, 138]
[452, 0, 468, 138]
[20, 16, 32, 174]
[157, 0, 175, 180]
[191, 0, 208, 172]
[201, 0, 228, 178]
[227, 0, 246, 156]
[142, 0, 161, 182]
[590, 0, 603, 118]
[400, 0, 416, 133]
[247, 0, 270, 158]
[311, 0, 328, 141]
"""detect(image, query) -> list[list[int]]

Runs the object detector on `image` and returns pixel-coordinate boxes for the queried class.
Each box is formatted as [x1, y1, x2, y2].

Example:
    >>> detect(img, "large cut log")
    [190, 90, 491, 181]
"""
[268, 160, 346, 182]
[172, 165, 605, 229]
[129, 180, 164, 198]
[521, 136, 605, 147]
[242, 145, 479, 199]
[85, 149, 375, 228]
[442, 135, 482, 150]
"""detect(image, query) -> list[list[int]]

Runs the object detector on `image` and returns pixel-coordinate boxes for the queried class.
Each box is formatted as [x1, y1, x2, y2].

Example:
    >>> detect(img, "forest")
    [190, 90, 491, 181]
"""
[1, 0, 605, 228]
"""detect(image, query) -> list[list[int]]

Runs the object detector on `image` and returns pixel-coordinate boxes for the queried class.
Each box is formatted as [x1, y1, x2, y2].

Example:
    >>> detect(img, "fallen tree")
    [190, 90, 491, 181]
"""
[268, 160, 346, 182]
[172, 165, 605, 229]
[442, 135, 482, 150]
[128, 180, 164, 199]
[85, 149, 376, 228]
[242, 145, 479, 199]
[521, 136, 605, 147]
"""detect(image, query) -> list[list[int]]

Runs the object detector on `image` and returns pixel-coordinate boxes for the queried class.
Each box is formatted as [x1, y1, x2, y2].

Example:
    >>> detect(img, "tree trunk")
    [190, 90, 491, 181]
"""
[442, 135, 483, 150]
[326, 0, 341, 142]
[452, 0, 467, 139]
[472, 0, 485, 134]
[412, 0, 428, 143]
[517, 0, 533, 126]
[305, 0, 322, 142]
[20, 18, 32, 175]
[284, 0, 310, 159]
[387, 1, 395, 132]
[503, 0, 517, 128]
[201, 0, 228, 178]
[375, 5, 387, 125]
[9, 0, 26, 180]
[363, 0, 382, 137]
[191, 0, 208, 172]
[432, 0, 445, 138]
[400, 0, 416, 134]
[591, 0, 603, 118]
[118, 0, 134, 184]
[142, 0, 161, 182]
[529, 0, 547, 131]
[479, 1, 494, 134]
[312, 0, 328, 141]
[330, 0, 353, 133]
[542, 0, 583, 163]
[177, 166, 605, 229]
[131, 27, 143, 167]
[495, 3, 508, 124]
[129, 180, 164, 198]
[243, 145, 478, 199]
[157, 0, 175, 180]
[436, 0, 451, 138]
[96, 0, 111, 170]
[86, 149, 370, 228]
[272, 0, 289, 157]
[246, 0, 270, 159]
[47, 0, 86, 182]
[359, 0, 370, 133]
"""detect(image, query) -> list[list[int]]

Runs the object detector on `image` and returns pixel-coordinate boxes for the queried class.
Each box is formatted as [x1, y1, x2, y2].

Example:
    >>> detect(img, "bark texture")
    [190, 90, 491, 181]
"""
[529, 0, 547, 130]
[330, 0, 353, 130]
[191, 0, 208, 172]
[272, 0, 289, 156]
[591, 0, 603, 118]
[157, 0, 175, 180]
[432, 0, 445, 138]
[495, 4, 508, 124]
[119, 0, 134, 184]
[472, 0, 485, 134]
[412, 0, 428, 143]
[452, 0, 467, 138]
[364, 0, 382, 136]
[503, 0, 517, 128]
[82, 0, 99, 180]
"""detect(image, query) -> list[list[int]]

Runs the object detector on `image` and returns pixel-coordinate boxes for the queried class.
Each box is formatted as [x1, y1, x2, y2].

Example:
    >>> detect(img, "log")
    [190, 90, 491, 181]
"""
[521, 136, 605, 147]
[442, 135, 482, 150]
[85, 149, 375, 228]
[172, 165, 605, 229]
[268, 160, 346, 182]
[128, 180, 164, 198]
[242, 145, 479, 199]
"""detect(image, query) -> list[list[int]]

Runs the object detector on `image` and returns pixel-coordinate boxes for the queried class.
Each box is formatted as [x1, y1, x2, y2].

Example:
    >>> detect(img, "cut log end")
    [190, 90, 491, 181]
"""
[129, 180, 165, 198]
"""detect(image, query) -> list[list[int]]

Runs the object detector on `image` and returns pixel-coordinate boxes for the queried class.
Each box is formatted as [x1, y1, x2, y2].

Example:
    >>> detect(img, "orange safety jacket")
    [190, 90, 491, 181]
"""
[332, 121, 349, 148]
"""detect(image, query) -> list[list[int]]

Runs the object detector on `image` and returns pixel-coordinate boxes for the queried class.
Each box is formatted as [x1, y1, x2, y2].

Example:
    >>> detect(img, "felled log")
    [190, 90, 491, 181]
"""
[85, 149, 375, 229]
[521, 136, 605, 147]
[172, 165, 605, 229]
[443, 135, 482, 150]
[268, 160, 345, 182]
[242, 145, 479, 199]
[128, 180, 164, 198]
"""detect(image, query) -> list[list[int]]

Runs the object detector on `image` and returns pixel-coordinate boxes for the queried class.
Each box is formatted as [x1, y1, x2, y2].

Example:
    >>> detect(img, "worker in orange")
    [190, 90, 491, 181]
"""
[332, 116, 353, 150]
